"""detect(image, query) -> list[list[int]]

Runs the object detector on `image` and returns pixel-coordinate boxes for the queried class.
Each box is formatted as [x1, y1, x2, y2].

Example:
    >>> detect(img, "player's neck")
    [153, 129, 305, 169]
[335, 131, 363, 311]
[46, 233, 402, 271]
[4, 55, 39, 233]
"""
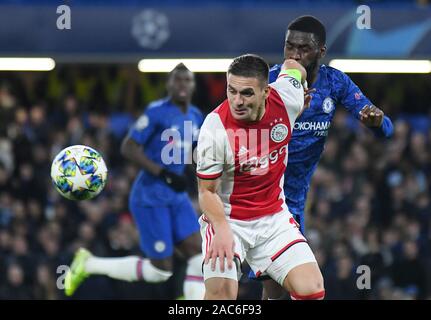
[246, 102, 266, 123]
[255, 103, 266, 121]
[307, 65, 320, 86]
[171, 99, 189, 113]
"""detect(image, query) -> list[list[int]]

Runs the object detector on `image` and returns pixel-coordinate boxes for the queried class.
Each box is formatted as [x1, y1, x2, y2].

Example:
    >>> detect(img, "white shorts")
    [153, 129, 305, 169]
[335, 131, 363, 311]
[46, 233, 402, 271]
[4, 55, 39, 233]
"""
[199, 209, 317, 286]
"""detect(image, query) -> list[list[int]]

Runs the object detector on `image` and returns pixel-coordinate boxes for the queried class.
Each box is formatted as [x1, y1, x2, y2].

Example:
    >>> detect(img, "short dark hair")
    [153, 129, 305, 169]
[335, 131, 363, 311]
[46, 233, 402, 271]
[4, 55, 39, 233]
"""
[288, 15, 326, 46]
[168, 63, 191, 78]
[228, 54, 269, 85]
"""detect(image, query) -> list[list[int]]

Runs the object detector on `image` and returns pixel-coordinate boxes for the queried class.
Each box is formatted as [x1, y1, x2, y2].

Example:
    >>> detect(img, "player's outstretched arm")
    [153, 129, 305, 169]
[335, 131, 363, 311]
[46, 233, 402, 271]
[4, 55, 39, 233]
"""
[337, 70, 394, 138]
[198, 178, 235, 273]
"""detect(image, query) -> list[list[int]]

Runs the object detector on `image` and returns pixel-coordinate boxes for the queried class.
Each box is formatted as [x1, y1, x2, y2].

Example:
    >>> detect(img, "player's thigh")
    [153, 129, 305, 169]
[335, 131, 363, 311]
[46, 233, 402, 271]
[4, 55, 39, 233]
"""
[200, 217, 246, 285]
[203, 256, 242, 300]
[176, 232, 202, 259]
[249, 211, 314, 285]
[266, 241, 319, 288]
[283, 261, 324, 296]
[170, 198, 201, 254]
[129, 202, 174, 259]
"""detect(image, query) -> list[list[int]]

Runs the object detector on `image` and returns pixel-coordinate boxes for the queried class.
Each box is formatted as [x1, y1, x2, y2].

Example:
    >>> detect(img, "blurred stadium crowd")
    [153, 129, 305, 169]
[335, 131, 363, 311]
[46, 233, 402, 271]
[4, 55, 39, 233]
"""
[0, 66, 430, 299]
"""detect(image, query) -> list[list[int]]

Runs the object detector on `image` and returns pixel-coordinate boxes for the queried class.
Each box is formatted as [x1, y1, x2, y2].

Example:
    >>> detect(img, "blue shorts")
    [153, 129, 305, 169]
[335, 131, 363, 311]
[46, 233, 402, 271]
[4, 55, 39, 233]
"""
[129, 197, 200, 259]
[248, 211, 304, 280]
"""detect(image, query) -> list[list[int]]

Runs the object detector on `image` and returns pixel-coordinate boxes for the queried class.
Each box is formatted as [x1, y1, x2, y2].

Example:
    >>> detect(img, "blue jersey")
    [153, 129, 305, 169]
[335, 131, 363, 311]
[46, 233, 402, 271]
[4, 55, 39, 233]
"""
[269, 64, 394, 217]
[128, 98, 203, 206]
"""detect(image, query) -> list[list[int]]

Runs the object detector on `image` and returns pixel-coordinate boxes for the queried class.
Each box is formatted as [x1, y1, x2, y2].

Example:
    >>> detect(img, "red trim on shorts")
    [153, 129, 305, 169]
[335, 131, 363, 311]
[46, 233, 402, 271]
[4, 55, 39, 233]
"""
[205, 223, 210, 254]
[271, 239, 307, 261]
[290, 290, 325, 300]
[196, 172, 223, 180]
[255, 271, 262, 278]
[136, 258, 143, 280]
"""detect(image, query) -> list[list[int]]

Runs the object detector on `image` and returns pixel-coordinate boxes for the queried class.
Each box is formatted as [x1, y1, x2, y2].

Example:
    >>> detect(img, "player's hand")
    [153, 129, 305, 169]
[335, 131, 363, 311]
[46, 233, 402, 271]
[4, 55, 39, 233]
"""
[304, 88, 316, 110]
[204, 223, 235, 273]
[158, 169, 188, 192]
[359, 105, 384, 127]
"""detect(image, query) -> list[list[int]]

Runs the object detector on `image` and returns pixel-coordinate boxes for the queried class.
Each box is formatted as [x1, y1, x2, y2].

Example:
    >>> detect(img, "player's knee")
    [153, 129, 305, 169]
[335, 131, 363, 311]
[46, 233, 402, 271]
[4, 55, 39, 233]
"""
[291, 276, 325, 300]
[150, 258, 173, 272]
[205, 279, 237, 300]
[142, 259, 173, 283]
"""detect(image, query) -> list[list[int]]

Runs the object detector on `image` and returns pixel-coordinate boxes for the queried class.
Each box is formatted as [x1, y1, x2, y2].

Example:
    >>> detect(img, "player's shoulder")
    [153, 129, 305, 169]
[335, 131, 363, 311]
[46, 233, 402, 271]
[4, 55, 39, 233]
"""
[147, 97, 169, 109]
[269, 64, 282, 83]
[320, 64, 351, 83]
[202, 101, 228, 126]
[189, 104, 203, 118]
[200, 113, 226, 140]
[143, 98, 171, 119]
[269, 64, 282, 73]
[147, 98, 175, 114]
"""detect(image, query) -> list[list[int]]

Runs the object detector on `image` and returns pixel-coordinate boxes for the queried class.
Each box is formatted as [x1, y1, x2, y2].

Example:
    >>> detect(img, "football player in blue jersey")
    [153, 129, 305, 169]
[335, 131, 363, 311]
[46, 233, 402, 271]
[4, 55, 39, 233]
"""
[64, 64, 205, 300]
[259, 15, 394, 299]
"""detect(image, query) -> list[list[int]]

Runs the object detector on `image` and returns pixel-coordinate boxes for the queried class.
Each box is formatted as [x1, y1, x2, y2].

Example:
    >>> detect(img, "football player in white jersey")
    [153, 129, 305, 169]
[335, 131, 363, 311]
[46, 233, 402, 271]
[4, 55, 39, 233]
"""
[196, 54, 324, 300]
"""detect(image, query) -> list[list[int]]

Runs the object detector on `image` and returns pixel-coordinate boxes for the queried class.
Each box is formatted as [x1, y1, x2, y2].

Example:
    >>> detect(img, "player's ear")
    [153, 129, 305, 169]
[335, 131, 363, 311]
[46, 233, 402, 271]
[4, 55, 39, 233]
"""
[319, 45, 327, 59]
[263, 84, 270, 99]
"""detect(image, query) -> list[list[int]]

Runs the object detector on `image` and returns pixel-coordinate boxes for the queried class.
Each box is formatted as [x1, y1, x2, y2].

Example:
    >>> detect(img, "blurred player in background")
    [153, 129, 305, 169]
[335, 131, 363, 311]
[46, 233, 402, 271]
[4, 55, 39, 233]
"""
[260, 15, 394, 299]
[64, 64, 205, 300]
[197, 54, 324, 300]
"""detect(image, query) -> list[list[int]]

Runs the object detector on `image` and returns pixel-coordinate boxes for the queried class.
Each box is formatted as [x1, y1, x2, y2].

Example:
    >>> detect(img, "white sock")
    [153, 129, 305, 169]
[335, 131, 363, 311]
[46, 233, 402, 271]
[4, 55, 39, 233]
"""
[85, 256, 141, 282]
[183, 254, 205, 300]
[85, 256, 172, 283]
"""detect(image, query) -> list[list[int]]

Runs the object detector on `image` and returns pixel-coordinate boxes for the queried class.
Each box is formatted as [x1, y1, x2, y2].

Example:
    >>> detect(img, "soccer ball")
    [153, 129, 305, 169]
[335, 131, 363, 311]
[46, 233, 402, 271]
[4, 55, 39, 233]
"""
[50, 145, 108, 201]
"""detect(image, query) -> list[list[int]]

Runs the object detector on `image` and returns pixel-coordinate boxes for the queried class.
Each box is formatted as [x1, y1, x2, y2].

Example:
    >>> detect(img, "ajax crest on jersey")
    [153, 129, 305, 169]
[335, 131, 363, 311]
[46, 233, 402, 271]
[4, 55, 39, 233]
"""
[50, 145, 108, 201]
[322, 97, 335, 114]
[271, 124, 289, 143]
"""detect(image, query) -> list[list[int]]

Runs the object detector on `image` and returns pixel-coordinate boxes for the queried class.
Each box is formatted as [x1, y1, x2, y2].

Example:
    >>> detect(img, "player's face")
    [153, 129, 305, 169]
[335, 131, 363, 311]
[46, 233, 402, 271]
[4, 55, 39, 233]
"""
[284, 30, 325, 73]
[227, 74, 269, 122]
[167, 69, 195, 104]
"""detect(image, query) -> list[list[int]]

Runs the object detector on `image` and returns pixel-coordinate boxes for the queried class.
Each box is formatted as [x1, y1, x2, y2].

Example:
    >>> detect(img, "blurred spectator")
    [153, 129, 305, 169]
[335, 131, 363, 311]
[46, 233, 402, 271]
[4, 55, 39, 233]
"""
[0, 263, 32, 299]
[33, 263, 58, 300]
[391, 240, 427, 299]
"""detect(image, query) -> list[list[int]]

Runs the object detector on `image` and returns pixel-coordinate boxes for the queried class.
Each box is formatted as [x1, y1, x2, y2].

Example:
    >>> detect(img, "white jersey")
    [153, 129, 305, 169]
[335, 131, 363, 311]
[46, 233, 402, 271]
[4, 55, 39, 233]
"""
[196, 74, 305, 220]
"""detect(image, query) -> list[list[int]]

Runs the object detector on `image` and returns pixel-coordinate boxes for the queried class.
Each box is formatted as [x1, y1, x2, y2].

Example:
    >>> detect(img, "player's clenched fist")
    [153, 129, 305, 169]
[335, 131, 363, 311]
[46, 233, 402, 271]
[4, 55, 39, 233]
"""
[359, 104, 384, 127]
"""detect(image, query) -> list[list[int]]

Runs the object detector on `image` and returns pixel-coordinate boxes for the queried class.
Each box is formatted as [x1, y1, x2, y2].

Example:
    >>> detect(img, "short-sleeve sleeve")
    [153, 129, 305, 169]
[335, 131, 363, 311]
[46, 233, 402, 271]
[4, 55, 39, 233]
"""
[128, 107, 159, 146]
[196, 113, 226, 180]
